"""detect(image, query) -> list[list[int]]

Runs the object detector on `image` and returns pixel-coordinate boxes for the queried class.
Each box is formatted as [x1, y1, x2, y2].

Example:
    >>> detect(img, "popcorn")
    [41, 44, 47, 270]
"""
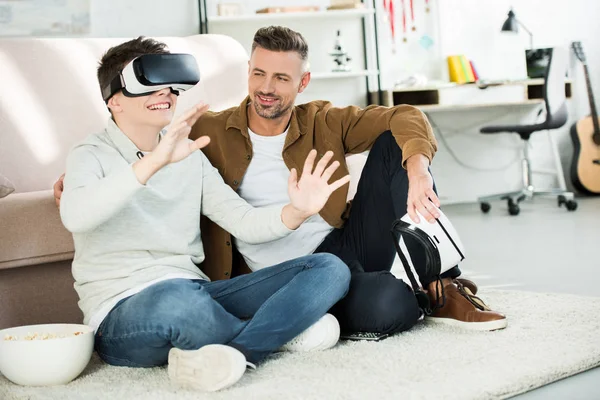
[3, 331, 84, 341]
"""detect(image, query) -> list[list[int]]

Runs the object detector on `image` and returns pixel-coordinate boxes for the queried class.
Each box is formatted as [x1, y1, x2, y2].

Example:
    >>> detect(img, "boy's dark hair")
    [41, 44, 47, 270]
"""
[251, 26, 308, 62]
[97, 36, 169, 98]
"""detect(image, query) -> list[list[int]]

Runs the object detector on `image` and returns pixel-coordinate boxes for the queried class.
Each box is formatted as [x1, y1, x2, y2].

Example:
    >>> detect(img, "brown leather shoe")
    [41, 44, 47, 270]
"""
[454, 278, 478, 295]
[425, 280, 507, 331]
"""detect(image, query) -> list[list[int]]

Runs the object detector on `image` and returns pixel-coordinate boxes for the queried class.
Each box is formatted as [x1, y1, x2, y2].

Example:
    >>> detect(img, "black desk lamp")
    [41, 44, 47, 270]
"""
[501, 9, 534, 49]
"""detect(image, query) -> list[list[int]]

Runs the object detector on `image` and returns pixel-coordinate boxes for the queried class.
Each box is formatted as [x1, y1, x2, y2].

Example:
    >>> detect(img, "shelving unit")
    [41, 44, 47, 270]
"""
[207, 8, 375, 23]
[196, 1, 383, 106]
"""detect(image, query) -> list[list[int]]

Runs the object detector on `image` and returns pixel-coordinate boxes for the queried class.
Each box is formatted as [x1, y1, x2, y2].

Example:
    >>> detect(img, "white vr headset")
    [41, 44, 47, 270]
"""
[391, 204, 466, 314]
[102, 53, 200, 102]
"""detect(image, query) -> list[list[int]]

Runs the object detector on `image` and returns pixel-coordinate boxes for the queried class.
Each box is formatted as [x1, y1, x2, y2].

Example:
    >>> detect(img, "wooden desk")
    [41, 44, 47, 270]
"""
[372, 79, 572, 111]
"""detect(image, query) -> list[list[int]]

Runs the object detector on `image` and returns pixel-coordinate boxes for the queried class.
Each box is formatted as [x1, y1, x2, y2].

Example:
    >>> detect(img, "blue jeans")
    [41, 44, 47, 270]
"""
[95, 253, 350, 367]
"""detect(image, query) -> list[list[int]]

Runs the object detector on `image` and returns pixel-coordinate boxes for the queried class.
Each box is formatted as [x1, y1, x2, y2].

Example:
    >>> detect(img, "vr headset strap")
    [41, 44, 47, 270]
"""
[103, 74, 124, 102]
[391, 219, 441, 315]
[391, 228, 421, 293]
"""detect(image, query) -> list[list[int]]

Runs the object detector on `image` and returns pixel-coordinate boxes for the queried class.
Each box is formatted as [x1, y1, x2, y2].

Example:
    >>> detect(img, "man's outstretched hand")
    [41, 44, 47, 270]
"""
[286, 150, 350, 221]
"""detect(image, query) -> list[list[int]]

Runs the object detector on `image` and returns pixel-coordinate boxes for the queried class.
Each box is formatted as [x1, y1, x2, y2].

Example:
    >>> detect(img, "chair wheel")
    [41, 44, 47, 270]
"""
[507, 199, 520, 216]
[557, 195, 566, 207]
[480, 202, 491, 213]
[565, 199, 578, 211]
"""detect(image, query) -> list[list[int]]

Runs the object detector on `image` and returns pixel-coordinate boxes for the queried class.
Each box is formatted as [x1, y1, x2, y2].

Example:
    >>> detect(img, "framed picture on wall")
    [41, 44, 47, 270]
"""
[0, 0, 90, 37]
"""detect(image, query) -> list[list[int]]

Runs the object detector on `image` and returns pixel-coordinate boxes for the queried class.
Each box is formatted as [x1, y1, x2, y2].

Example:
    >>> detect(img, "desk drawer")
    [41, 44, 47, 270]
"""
[437, 84, 526, 106]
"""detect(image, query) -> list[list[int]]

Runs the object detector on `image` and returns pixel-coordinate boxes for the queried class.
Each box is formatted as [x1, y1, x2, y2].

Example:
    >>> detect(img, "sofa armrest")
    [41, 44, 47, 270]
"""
[0, 190, 74, 270]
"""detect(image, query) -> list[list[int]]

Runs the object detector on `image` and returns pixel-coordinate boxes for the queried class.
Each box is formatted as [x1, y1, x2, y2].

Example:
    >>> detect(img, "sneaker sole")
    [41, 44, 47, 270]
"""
[424, 316, 508, 332]
[168, 345, 246, 392]
[280, 313, 340, 352]
[313, 313, 340, 351]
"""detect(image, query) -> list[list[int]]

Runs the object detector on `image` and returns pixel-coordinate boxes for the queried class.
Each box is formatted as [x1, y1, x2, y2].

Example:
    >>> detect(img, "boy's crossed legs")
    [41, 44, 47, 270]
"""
[95, 253, 350, 391]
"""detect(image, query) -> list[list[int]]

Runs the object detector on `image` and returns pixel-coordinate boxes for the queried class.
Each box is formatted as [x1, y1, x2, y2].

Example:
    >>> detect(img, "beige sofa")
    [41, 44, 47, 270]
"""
[0, 34, 367, 330]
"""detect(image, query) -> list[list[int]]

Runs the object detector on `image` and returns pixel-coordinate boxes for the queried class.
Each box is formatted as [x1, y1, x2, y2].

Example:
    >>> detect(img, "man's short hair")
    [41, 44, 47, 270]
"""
[251, 26, 309, 66]
[97, 36, 169, 99]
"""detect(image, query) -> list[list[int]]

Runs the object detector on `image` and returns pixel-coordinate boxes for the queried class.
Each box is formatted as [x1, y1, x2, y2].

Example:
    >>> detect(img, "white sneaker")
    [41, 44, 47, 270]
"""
[168, 344, 247, 392]
[280, 313, 340, 352]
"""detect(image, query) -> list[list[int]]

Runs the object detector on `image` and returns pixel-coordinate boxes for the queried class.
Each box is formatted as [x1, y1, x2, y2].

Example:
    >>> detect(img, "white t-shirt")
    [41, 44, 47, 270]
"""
[235, 127, 334, 271]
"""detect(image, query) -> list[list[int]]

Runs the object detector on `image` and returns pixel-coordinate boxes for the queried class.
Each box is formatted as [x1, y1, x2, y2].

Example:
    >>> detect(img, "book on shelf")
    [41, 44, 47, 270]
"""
[447, 55, 477, 84]
[469, 60, 479, 81]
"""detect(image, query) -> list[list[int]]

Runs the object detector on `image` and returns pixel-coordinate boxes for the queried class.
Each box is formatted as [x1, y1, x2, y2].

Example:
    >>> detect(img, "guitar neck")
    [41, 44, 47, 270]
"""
[583, 64, 600, 135]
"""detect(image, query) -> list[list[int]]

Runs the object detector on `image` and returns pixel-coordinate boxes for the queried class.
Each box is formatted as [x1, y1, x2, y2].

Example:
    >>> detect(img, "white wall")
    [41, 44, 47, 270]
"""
[59, 0, 600, 201]
[89, 1, 199, 37]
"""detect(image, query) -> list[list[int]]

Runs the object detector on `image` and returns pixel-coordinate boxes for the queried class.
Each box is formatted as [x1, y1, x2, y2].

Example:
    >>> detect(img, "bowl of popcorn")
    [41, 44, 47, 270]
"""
[0, 323, 94, 386]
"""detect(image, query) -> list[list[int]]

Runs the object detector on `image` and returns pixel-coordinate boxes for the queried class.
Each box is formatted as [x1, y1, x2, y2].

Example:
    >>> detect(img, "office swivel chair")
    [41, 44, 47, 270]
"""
[478, 47, 577, 216]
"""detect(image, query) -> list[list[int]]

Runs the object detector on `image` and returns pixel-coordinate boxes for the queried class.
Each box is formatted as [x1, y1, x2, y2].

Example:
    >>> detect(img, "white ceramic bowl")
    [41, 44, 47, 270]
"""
[0, 323, 94, 386]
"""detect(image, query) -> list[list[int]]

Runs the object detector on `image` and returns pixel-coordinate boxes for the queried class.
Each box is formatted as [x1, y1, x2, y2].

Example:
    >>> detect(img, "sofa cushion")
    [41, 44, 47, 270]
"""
[0, 190, 74, 270]
[0, 173, 15, 198]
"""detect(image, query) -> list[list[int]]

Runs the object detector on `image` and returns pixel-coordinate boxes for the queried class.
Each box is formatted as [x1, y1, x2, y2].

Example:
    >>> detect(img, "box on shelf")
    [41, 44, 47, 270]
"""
[217, 3, 242, 16]
[327, 0, 364, 10]
[255, 6, 320, 14]
[330, 0, 362, 6]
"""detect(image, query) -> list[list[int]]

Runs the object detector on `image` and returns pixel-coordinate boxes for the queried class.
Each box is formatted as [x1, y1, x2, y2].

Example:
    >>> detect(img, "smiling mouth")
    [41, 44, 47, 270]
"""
[256, 94, 279, 105]
[147, 103, 171, 110]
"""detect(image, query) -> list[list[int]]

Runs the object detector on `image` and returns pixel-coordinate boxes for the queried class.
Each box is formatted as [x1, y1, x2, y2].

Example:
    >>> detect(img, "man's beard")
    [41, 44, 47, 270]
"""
[253, 95, 292, 120]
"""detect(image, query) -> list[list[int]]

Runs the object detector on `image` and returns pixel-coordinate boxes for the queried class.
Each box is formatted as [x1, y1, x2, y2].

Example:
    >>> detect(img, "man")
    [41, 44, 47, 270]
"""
[59, 36, 351, 392]
[190, 26, 506, 334]
[56, 27, 506, 334]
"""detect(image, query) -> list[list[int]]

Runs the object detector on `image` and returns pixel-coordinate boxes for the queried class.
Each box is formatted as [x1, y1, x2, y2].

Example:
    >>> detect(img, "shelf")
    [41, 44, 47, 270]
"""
[208, 8, 375, 23]
[311, 70, 379, 80]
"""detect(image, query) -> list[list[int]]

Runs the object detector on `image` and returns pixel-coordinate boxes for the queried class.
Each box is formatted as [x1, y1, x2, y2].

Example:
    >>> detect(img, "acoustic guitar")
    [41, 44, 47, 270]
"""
[570, 41, 600, 194]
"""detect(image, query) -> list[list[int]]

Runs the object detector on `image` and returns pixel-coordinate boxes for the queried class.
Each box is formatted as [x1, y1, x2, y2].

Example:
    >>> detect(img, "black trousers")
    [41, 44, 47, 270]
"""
[315, 131, 461, 335]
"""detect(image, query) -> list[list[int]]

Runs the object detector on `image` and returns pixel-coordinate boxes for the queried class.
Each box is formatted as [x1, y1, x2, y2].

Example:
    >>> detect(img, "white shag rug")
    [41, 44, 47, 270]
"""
[2, 290, 600, 400]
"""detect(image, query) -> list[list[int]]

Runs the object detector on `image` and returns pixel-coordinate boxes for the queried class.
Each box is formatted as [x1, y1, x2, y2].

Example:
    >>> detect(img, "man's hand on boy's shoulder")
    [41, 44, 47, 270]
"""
[54, 173, 65, 209]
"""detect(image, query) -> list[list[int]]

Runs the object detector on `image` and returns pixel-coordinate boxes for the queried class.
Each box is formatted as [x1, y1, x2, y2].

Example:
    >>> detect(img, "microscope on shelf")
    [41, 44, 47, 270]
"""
[329, 30, 352, 72]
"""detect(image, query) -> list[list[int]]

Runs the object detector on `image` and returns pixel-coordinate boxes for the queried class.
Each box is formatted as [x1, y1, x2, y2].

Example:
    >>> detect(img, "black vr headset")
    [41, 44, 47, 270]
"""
[102, 53, 200, 102]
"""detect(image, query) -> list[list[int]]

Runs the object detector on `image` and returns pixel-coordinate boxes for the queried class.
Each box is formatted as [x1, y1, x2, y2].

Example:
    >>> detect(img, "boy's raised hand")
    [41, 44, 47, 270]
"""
[287, 150, 350, 218]
[151, 103, 211, 167]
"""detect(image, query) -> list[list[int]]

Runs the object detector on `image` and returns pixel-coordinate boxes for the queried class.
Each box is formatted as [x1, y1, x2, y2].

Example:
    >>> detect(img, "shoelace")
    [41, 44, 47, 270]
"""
[454, 279, 491, 311]
[429, 276, 446, 314]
